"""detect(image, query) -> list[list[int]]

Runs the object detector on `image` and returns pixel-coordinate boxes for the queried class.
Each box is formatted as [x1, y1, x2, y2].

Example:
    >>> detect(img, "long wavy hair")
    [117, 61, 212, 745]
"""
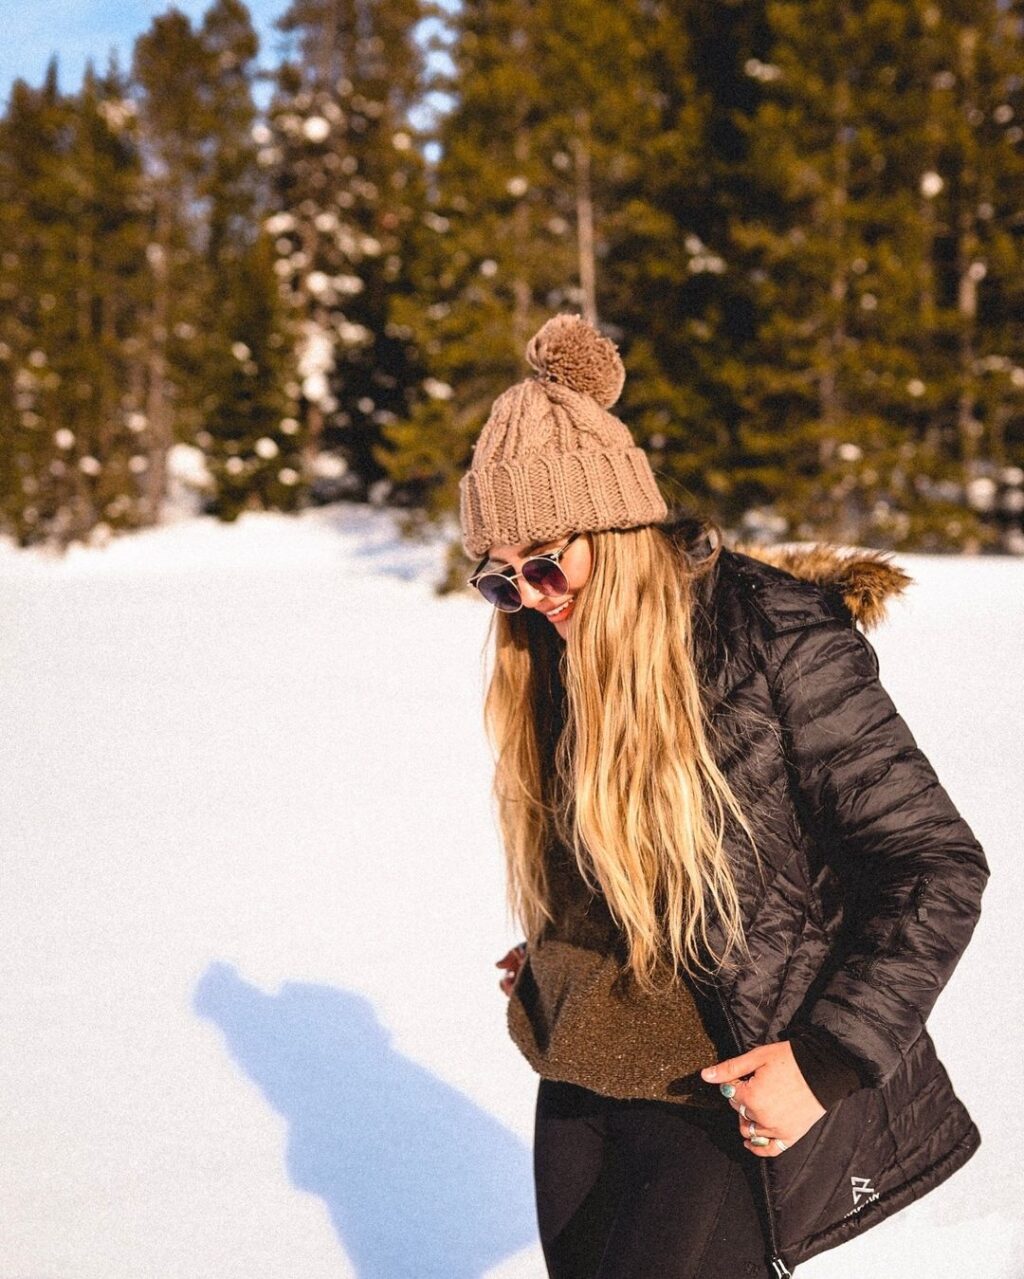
[481, 515, 763, 996]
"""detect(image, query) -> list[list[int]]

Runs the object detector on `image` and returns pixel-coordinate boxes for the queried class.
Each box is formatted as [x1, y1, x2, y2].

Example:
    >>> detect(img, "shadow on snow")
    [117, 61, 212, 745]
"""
[193, 960, 536, 1279]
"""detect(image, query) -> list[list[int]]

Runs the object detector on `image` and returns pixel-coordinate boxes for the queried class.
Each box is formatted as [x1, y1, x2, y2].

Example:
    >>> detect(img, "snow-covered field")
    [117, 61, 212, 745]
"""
[1, 503, 1021, 1278]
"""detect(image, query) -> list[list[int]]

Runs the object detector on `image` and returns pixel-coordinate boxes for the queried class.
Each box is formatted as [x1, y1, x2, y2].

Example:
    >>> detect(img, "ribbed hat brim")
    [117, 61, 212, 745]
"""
[460, 447, 668, 559]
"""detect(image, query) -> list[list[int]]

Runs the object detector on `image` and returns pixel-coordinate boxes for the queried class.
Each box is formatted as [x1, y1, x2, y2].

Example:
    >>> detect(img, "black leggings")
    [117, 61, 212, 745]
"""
[533, 1078, 774, 1279]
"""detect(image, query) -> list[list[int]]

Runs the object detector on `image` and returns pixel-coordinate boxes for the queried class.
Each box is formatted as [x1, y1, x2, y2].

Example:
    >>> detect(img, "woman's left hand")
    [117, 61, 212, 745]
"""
[700, 1042, 826, 1157]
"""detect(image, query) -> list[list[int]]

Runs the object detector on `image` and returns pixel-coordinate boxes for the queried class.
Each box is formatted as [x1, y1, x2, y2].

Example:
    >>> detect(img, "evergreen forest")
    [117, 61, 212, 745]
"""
[2, 0, 1023, 565]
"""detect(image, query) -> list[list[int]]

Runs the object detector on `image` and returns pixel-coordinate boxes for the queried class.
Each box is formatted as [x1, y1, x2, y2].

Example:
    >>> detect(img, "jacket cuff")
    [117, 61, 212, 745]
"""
[786, 1022, 871, 1110]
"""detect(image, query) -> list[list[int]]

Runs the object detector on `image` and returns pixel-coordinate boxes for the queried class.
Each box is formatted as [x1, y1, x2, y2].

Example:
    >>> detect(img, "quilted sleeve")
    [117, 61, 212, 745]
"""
[766, 619, 990, 1088]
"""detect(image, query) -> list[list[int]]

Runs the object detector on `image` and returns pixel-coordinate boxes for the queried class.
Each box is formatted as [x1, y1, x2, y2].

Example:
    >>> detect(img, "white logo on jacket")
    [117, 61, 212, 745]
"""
[844, 1175, 880, 1217]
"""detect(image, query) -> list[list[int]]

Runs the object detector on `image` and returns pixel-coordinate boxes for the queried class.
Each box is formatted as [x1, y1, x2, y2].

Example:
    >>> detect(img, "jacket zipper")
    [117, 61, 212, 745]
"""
[710, 980, 793, 1277]
[908, 874, 932, 924]
[861, 874, 932, 982]
[705, 873, 932, 1275]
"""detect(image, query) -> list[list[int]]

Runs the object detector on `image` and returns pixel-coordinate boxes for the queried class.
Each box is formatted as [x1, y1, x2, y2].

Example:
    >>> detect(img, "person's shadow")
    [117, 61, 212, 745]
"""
[193, 962, 537, 1279]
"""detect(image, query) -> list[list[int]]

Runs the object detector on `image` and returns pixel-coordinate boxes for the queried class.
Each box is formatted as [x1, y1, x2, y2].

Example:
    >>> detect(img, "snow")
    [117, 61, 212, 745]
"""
[0, 504, 1021, 1278]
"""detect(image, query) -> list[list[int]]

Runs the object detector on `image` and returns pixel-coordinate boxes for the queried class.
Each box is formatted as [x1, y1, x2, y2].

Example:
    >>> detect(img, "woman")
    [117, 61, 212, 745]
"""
[459, 314, 989, 1278]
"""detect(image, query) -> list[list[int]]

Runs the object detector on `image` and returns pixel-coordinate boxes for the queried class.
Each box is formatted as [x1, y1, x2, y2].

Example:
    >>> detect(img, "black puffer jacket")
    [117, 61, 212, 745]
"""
[674, 521, 990, 1273]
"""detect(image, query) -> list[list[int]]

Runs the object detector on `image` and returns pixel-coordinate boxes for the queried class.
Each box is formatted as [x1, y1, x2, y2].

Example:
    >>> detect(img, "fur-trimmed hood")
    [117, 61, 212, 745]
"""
[661, 513, 914, 632]
[729, 540, 913, 632]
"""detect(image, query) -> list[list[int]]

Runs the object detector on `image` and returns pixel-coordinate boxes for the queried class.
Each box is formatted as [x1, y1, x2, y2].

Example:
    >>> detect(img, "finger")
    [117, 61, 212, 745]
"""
[738, 1121, 783, 1150]
[736, 1111, 771, 1138]
[725, 1084, 754, 1113]
[744, 1134, 790, 1157]
[743, 1138, 782, 1158]
[701, 1047, 766, 1084]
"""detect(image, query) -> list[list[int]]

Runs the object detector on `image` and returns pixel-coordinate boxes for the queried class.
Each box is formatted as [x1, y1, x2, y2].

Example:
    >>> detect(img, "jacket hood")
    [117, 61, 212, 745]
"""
[658, 511, 914, 632]
[729, 540, 914, 631]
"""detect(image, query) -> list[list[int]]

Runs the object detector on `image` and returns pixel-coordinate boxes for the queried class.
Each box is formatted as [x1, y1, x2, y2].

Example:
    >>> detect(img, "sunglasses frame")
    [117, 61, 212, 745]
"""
[468, 531, 583, 612]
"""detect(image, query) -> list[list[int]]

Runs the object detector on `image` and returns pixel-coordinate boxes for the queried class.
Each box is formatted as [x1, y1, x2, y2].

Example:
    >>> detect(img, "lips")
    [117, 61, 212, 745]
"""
[545, 598, 574, 622]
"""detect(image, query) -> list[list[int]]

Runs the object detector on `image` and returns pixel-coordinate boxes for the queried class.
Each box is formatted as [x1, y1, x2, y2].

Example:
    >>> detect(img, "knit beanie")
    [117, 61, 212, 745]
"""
[459, 314, 668, 560]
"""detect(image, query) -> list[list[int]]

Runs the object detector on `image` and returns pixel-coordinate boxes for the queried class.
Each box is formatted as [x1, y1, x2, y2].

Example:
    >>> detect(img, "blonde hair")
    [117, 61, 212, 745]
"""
[481, 519, 763, 995]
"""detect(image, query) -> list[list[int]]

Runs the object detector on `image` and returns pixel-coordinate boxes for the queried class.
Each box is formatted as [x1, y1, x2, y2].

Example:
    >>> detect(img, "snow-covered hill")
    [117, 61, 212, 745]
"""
[1, 505, 1020, 1278]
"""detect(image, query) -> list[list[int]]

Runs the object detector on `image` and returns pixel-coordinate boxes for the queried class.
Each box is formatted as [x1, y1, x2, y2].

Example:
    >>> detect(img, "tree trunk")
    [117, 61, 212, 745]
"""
[955, 26, 981, 485]
[817, 61, 851, 481]
[573, 112, 597, 325]
[143, 199, 174, 526]
[511, 123, 532, 349]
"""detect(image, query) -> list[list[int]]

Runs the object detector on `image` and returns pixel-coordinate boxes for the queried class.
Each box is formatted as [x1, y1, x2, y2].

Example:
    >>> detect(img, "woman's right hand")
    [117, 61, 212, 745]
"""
[496, 942, 528, 996]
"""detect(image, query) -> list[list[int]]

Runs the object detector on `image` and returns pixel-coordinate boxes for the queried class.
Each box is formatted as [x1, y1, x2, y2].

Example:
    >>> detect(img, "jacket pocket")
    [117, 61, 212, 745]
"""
[860, 874, 932, 982]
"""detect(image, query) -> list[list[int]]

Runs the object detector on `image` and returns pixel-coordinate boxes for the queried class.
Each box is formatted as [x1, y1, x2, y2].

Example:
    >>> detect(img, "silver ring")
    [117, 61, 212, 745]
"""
[774, 1138, 788, 1152]
[747, 1121, 757, 1139]
[739, 1103, 748, 1120]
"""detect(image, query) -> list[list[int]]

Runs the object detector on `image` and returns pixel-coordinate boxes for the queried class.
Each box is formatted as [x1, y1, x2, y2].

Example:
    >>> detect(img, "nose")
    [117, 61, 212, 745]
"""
[517, 576, 548, 608]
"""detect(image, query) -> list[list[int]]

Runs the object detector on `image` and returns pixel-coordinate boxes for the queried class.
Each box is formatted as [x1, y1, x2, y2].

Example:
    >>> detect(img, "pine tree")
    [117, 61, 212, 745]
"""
[377, 0, 568, 536]
[0, 60, 151, 547]
[132, 0, 305, 521]
[194, 0, 306, 518]
[723, 1, 903, 546]
[378, 0, 723, 549]
[583, 0, 752, 518]
[200, 233, 301, 518]
[132, 9, 217, 520]
[263, 0, 428, 502]
[729, 0, 1024, 550]
[0, 70, 68, 544]
[907, 0, 1024, 551]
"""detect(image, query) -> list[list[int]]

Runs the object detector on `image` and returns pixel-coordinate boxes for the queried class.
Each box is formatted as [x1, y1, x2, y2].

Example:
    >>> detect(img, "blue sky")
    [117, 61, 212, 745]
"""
[1, 0, 289, 102]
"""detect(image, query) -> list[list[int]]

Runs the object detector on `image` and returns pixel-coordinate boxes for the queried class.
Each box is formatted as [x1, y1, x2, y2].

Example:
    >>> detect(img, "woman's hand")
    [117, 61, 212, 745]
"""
[700, 1042, 826, 1157]
[495, 942, 528, 996]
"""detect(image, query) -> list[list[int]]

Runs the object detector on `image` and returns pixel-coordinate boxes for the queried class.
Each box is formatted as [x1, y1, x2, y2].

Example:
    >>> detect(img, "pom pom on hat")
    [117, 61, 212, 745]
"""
[525, 313, 626, 409]
[458, 311, 666, 559]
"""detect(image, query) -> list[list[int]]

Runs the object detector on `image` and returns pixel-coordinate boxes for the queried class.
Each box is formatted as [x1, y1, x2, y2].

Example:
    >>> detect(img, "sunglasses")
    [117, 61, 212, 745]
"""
[468, 531, 583, 612]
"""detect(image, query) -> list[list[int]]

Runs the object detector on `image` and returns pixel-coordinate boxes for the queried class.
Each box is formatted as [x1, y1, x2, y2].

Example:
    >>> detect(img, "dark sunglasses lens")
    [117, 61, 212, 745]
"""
[477, 573, 521, 611]
[522, 559, 568, 596]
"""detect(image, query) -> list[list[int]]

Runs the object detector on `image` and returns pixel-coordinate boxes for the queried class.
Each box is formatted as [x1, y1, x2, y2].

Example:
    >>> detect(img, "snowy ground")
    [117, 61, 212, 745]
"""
[1, 503, 1021, 1279]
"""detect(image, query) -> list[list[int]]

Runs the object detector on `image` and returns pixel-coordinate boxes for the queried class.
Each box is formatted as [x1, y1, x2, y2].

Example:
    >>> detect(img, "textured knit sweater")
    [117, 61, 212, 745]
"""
[506, 838, 865, 1110]
[506, 836, 723, 1109]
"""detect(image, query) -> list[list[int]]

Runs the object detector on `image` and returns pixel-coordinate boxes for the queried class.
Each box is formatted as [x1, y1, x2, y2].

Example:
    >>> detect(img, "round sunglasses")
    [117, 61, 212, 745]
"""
[468, 531, 583, 612]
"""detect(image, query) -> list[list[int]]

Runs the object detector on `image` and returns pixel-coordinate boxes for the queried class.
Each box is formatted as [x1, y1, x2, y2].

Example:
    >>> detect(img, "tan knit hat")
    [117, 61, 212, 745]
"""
[459, 314, 668, 560]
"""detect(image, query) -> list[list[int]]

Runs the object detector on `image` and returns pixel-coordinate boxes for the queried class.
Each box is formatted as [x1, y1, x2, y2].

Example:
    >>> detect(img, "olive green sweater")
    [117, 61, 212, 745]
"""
[506, 838, 725, 1109]
[506, 838, 865, 1111]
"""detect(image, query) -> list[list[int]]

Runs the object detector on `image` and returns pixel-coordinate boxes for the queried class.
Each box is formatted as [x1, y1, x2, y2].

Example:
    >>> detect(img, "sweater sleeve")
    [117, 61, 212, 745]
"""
[786, 1022, 869, 1110]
